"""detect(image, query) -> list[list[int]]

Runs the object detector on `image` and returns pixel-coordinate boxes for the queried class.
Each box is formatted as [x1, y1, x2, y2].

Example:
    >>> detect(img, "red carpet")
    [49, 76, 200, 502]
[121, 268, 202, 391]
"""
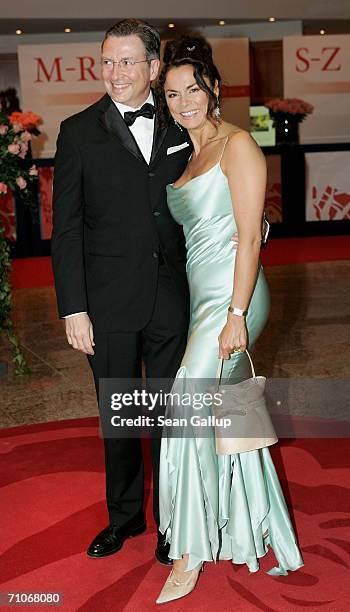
[0, 418, 349, 611]
[9, 235, 350, 289]
[260, 235, 350, 267]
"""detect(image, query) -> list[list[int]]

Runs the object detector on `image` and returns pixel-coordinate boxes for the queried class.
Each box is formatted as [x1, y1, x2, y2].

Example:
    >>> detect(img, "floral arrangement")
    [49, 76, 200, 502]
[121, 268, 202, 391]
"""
[0, 109, 42, 375]
[9, 111, 42, 134]
[265, 98, 314, 123]
[0, 111, 42, 213]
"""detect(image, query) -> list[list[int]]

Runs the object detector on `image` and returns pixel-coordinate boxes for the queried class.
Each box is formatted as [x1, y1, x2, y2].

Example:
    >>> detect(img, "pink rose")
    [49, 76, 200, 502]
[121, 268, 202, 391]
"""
[21, 130, 32, 142]
[0, 182, 8, 195]
[29, 165, 38, 176]
[16, 176, 27, 190]
[8, 143, 20, 155]
[18, 142, 29, 159]
[266, 97, 313, 117]
[12, 122, 22, 133]
[0, 124, 8, 135]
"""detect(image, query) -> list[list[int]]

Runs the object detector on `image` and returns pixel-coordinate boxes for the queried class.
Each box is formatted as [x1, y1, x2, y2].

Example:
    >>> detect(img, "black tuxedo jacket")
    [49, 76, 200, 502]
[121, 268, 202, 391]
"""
[51, 93, 193, 332]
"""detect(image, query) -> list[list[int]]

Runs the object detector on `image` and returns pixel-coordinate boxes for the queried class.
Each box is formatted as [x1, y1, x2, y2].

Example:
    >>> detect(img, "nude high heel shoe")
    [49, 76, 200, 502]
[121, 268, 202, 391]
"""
[156, 562, 204, 604]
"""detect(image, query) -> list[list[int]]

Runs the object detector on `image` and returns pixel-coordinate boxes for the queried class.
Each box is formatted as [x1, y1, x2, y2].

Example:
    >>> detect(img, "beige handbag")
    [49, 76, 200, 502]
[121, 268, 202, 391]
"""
[213, 350, 278, 455]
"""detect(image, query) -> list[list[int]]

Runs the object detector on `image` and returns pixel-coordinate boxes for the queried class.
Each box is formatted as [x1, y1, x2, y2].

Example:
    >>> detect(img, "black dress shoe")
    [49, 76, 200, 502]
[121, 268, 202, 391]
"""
[155, 530, 173, 566]
[87, 513, 146, 558]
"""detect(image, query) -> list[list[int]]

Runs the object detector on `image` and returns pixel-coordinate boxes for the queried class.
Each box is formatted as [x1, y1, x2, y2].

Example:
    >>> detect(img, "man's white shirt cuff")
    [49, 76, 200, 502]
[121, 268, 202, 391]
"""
[64, 312, 87, 318]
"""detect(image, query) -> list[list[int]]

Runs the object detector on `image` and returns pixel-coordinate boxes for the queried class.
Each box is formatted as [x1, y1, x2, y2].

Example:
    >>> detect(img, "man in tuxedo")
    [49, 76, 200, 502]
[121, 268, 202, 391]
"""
[51, 19, 192, 565]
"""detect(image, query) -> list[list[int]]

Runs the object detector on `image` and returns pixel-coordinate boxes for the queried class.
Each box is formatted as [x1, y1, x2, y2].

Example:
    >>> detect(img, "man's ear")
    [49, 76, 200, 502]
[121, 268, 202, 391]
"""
[150, 58, 160, 82]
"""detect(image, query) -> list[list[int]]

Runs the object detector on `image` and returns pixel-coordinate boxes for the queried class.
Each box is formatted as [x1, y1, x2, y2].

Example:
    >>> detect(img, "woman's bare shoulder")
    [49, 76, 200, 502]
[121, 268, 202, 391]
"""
[222, 124, 264, 156]
[223, 124, 255, 145]
[221, 124, 266, 172]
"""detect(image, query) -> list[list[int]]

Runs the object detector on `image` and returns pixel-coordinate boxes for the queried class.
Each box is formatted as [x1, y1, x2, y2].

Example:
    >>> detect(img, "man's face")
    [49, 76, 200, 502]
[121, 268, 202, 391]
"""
[101, 34, 159, 108]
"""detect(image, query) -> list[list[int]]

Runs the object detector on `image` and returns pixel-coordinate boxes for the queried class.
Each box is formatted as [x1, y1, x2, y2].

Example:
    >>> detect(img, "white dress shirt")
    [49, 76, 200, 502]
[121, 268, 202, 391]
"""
[113, 90, 155, 164]
[65, 91, 155, 318]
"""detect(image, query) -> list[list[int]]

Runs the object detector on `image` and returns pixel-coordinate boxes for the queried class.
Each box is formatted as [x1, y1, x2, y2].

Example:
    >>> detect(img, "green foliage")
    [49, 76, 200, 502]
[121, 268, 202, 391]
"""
[0, 225, 29, 374]
[0, 110, 42, 375]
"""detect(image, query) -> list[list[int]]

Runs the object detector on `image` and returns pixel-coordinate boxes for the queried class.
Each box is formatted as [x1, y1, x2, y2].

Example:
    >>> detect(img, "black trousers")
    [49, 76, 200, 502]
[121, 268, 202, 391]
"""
[87, 265, 189, 529]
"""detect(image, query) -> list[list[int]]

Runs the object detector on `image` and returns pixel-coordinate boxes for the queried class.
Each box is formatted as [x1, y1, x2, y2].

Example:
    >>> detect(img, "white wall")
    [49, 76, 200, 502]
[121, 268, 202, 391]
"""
[0, 21, 302, 55]
[0, 32, 103, 55]
[0, 55, 20, 92]
[198, 20, 302, 40]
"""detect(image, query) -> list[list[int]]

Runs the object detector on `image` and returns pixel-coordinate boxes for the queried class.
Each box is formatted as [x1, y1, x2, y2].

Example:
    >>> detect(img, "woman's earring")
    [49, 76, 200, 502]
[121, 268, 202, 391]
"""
[174, 118, 183, 132]
[214, 104, 221, 121]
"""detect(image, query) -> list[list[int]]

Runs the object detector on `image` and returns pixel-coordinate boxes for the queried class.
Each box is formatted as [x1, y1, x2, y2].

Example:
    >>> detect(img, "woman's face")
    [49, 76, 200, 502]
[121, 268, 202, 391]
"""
[164, 64, 212, 130]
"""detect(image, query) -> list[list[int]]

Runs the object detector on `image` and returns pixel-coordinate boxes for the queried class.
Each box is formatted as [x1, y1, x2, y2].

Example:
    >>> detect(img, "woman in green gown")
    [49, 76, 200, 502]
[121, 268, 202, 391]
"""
[155, 35, 304, 604]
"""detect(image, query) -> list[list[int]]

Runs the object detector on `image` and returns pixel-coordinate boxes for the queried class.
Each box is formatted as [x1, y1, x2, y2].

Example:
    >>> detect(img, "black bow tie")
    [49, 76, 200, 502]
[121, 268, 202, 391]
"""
[124, 103, 155, 127]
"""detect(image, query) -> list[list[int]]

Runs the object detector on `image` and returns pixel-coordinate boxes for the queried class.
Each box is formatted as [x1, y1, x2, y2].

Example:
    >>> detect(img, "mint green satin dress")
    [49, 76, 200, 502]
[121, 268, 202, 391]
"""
[159, 151, 304, 576]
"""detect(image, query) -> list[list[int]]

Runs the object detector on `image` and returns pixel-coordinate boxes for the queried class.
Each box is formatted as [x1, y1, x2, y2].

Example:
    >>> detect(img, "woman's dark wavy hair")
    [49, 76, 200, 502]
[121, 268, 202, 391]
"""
[155, 34, 222, 128]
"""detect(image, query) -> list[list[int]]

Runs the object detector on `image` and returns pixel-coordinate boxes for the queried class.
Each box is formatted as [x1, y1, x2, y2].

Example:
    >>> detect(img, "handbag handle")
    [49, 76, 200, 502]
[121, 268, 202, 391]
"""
[215, 349, 256, 386]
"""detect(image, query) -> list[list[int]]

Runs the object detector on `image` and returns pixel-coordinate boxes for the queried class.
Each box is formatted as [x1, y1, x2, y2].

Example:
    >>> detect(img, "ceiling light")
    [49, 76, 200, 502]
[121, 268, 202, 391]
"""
[320, 29, 326, 35]
[268, 17, 276, 22]
[64, 27, 72, 33]
[168, 23, 175, 29]
[218, 20, 226, 26]
[15, 29, 22, 35]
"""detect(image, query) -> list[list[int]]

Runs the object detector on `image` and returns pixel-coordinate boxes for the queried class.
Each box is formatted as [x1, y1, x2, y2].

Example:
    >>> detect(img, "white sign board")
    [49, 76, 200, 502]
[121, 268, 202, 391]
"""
[305, 151, 350, 221]
[284, 35, 350, 144]
[18, 43, 104, 157]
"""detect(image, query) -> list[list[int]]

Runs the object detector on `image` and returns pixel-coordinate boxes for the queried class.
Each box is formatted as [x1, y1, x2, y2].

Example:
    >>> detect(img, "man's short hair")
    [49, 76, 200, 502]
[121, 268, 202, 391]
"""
[102, 18, 160, 60]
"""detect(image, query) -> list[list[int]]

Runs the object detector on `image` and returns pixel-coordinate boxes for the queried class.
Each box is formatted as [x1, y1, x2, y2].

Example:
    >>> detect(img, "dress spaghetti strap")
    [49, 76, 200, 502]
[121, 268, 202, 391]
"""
[218, 136, 229, 164]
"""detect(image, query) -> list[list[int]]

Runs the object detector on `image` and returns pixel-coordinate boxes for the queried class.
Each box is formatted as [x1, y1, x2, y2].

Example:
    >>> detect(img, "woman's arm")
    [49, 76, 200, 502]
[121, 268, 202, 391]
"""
[218, 131, 267, 359]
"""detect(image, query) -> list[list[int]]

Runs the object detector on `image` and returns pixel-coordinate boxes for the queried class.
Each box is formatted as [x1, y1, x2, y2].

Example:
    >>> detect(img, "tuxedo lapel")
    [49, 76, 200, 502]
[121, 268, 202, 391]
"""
[150, 111, 168, 165]
[99, 95, 146, 165]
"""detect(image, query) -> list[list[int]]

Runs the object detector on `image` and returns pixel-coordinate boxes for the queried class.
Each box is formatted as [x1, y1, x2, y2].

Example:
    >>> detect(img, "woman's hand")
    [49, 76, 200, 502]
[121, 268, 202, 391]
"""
[218, 314, 248, 359]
